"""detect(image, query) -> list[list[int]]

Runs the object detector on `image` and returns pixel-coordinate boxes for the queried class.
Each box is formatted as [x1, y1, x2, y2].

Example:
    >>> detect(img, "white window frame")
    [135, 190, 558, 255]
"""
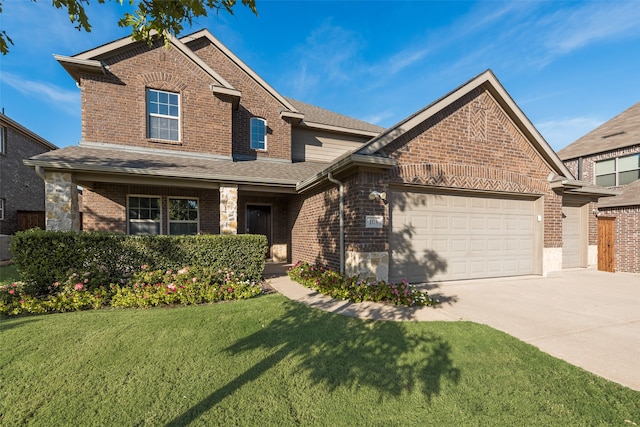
[250, 117, 267, 150]
[127, 195, 162, 235]
[168, 197, 200, 235]
[0, 198, 4, 220]
[595, 153, 640, 186]
[0, 126, 6, 155]
[147, 88, 180, 142]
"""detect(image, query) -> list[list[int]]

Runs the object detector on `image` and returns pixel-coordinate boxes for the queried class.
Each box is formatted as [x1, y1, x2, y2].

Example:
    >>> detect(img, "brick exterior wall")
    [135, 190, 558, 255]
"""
[607, 207, 640, 273]
[0, 125, 52, 235]
[563, 145, 640, 272]
[380, 88, 562, 248]
[83, 183, 219, 234]
[80, 40, 234, 157]
[187, 39, 293, 161]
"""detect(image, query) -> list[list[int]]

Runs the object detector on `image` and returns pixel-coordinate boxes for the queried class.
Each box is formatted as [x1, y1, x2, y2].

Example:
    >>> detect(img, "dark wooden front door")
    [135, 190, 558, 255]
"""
[598, 217, 615, 272]
[247, 205, 271, 258]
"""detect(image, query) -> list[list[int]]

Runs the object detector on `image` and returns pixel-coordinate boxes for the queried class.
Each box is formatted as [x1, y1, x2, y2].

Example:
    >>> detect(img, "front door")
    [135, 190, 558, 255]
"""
[247, 205, 272, 258]
[598, 217, 615, 272]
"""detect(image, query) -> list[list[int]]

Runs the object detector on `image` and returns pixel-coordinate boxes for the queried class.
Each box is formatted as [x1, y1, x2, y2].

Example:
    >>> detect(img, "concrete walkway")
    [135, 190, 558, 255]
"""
[267, 269, 640, 391]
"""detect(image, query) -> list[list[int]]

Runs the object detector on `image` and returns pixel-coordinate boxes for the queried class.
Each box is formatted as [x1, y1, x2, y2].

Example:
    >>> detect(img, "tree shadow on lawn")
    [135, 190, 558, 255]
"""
[166, 300, 460, 426]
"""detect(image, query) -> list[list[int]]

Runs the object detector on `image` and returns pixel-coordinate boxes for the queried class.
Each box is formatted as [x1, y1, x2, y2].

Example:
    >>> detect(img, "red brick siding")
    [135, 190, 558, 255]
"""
[289, 184, 341, 270]
[80, 41, 233, 156]
[83, 183, 219, 234]
[601, 207, 640, 273]
[381, 88, 562, 248]
[188, 40, 292, 161]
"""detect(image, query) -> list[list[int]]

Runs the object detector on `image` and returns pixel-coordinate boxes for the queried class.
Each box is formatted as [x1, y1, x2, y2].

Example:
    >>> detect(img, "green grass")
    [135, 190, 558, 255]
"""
[0, 264, 19, 286]
[1, 295, 638, 426]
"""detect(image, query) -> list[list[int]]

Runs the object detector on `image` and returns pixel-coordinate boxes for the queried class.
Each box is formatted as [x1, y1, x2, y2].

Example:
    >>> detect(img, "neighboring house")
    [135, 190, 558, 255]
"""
[0, 113, 58, 236]
[558, 102, 640, 274]
[25, 29, 614, 283]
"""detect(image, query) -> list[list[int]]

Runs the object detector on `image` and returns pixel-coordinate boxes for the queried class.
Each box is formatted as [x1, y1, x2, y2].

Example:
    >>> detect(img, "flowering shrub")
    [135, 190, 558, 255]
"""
[287, 261, 436, 307]
[0, 266, 263, 316]
[110, 266, 262, 308]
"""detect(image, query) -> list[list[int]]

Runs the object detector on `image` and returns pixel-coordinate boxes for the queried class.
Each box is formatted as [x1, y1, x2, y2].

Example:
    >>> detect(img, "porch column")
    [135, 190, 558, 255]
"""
[45, 171, 80, 232]
[219, 185, 238, 234]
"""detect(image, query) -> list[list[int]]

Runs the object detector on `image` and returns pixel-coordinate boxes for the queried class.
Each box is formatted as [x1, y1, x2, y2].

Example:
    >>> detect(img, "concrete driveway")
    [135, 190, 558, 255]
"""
[421, 269, 640, 391]
[269, 268, 640, 390]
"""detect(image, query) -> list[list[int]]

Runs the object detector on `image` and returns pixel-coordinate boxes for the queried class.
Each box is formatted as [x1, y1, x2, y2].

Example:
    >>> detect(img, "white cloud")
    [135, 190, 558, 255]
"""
[1, 72, 79, 115]
[361, 109, 396, 126]
[536, 117, 604, 151]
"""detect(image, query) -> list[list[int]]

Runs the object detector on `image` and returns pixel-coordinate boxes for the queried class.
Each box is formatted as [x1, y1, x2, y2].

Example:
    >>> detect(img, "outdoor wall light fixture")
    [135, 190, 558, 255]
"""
[369, 191, 387, 202]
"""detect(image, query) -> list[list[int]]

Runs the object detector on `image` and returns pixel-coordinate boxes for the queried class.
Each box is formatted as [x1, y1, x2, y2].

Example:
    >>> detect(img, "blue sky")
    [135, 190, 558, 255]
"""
[1, 0, 639, 151]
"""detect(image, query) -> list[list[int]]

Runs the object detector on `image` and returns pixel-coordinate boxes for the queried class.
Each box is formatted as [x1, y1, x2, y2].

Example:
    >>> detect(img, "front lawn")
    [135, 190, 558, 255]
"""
[1, 295, 638, 426]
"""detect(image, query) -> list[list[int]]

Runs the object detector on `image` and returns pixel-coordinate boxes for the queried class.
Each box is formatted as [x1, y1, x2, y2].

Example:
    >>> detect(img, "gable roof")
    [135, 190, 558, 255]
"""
[180, 30, 299, 113]
[54, 32, 241, 100]
[558, 101, 640, 160]
[598, 178, 640, 208]
[356, 70, 573, 178]
[287, 98, 384, 137]
[0, 113, 57, 150]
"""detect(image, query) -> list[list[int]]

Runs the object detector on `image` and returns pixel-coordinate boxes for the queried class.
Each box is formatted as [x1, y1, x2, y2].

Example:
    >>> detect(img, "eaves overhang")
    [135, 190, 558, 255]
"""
[548, 177, 620, 198]
[54, 55, 106, 84]
[280, 110, 305, 123]
[297, 154, 397, 193]
[301, 121, 380, 138]
[23, 158, 300, 191]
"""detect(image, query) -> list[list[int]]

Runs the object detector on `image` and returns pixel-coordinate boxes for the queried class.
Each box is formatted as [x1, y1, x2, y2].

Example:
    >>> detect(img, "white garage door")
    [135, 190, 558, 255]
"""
[390, 192, 536, 283]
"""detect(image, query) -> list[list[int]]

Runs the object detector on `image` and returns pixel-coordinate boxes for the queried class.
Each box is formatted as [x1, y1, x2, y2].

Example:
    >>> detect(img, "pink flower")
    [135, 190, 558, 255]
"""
[74, 283, 84, 291]
[84, 278, 89, 284]
[167, 283, 176, 291]
[228, 288, 234, 293]
[53, 282, 59, 287]
[141, 265, 148, 270]
[192, 277, 198, 283]
[20, 300, 25, 304]
[166, 270, 173, 275]
[11, 283, 17, 287]
[8, 289, 15, 295]
[178, 268, 188, 275]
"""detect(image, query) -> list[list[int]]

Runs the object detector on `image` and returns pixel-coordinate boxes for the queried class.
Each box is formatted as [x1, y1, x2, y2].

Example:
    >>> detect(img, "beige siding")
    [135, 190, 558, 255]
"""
[291, 128, 369, 162]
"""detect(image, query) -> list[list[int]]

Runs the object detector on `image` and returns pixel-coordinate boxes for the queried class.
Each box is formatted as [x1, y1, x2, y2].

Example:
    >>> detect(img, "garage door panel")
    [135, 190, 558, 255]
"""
[391, 192, 536, 283]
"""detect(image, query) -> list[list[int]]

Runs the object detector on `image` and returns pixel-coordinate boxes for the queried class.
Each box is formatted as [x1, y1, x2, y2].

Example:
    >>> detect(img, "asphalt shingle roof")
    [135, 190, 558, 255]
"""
[26, 145, 330, 186]
[286, 98, 385, 134]
[599, 178, 640, 208]
[558, 102, 640, 160]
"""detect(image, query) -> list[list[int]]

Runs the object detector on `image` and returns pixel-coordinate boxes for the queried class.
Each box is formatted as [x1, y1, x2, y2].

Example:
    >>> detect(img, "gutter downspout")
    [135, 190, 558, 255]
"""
[327, 172, 345, 274]
[35, 165, 46, 181]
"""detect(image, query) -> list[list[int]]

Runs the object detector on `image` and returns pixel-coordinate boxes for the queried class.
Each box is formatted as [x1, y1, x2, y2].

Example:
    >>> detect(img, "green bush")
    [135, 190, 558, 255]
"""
[11, 230, 267, 295]
[287, 261, 436, 307]
[0, 265, 263, 316]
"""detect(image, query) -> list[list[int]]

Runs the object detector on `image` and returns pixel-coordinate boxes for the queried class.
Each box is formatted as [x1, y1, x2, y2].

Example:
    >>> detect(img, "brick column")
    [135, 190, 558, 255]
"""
[219, 185, 238, 234]
[45, 171, 80, 231]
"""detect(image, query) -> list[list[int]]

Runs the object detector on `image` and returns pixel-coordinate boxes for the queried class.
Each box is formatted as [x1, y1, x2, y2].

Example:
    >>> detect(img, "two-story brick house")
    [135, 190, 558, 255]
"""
[26, 29, 614, 283]
[0, 113, 58, 234]
[559, 102, 640, 274]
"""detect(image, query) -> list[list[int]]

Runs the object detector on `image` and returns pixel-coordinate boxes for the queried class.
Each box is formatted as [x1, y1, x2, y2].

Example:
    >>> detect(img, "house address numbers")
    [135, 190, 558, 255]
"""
[365, 215, 384, 228]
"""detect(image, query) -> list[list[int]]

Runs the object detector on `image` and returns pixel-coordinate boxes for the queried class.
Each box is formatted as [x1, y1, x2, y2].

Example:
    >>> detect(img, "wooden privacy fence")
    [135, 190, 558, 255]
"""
[17, 211, 83, 231]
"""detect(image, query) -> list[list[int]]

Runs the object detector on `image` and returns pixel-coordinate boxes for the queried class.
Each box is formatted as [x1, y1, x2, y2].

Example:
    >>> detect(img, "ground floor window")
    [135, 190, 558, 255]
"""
[0, 198, 4, 220]
[169, 198, 199, 235]
[128, 196, 161, 235]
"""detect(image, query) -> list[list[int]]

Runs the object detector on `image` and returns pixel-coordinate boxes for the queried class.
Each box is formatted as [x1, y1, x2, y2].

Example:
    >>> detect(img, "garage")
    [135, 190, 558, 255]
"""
[390, 191, 539, 283]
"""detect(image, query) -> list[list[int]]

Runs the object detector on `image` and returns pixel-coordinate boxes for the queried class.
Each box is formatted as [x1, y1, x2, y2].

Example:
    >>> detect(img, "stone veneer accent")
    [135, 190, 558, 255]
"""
[345, 251, 389, 282]
[543, 247, 562, 276]
[272, 244, 287, 263]
[219, 185, 238, 234]
[45, 172, 80, 231]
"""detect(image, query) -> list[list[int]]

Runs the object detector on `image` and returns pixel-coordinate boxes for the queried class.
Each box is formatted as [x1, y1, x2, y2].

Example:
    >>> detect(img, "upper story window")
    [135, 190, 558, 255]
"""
[168, 198, 199, 235]
[595, 153, 640, 186]
[0, 126, 6, 154]
[250, 117, 266, 150]
[128, 195, 161, 235]
[147, 89, 180, 142]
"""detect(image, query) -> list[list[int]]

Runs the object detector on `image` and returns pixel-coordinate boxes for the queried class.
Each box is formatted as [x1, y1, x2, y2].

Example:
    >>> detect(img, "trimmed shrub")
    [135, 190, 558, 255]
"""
[11, 230, 267, 295]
